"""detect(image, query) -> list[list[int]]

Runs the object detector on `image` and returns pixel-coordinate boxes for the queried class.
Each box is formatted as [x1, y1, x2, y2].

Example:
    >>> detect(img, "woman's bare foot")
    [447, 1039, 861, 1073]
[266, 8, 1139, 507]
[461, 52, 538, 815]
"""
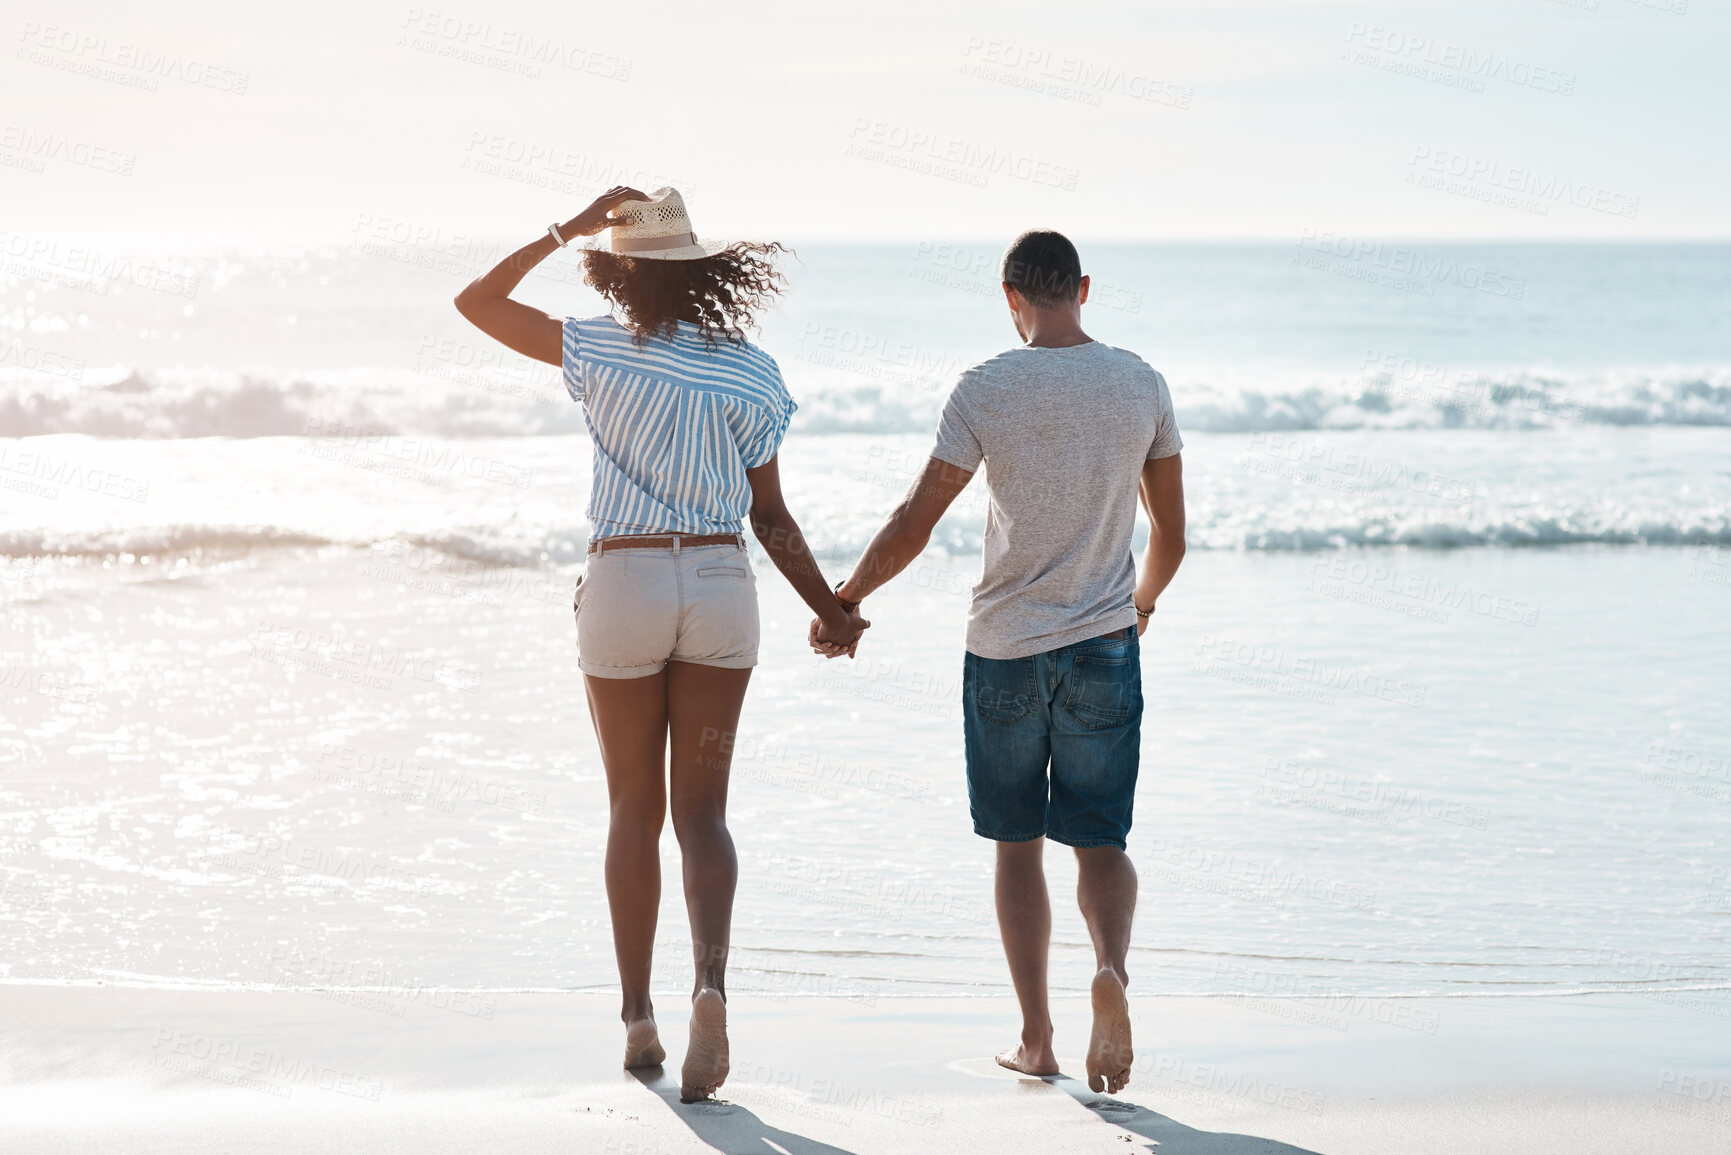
[994, 1038, 1058, 1077]
[1086, 966, 1133, 1094]
[623, 1017, 666, 1069]
[680, 988, 729, 1102]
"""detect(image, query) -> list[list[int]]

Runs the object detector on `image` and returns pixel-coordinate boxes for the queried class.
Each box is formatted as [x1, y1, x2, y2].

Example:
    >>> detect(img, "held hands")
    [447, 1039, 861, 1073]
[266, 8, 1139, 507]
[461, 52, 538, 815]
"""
[565, 186, 649, 238]
[809, 602, 870, 659]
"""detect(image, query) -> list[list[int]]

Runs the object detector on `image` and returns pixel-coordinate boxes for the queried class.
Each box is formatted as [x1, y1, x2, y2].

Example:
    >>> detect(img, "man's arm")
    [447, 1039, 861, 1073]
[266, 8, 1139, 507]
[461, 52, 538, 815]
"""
[831, 454, 974, 611]
[1134, 453, 1186, 635]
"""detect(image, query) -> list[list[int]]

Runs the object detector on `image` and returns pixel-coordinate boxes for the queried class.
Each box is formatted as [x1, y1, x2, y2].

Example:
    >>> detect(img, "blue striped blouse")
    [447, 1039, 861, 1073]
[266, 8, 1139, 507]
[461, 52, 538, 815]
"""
[561, 315, 796, 539]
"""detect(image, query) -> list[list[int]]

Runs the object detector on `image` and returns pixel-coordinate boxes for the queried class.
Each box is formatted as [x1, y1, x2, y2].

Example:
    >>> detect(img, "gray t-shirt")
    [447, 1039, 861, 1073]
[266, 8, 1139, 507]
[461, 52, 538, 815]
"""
[931, 340, 1182, 660]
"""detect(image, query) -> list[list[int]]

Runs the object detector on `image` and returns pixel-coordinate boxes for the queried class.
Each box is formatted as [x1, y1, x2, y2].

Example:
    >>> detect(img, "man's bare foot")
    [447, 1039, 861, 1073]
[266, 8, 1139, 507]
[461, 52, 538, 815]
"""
[680, 988, 729, 1102]
[1086, 967, 1133, 1094]
[994, 1038, 1058, 1077]
[623, 1017, 666, 1069]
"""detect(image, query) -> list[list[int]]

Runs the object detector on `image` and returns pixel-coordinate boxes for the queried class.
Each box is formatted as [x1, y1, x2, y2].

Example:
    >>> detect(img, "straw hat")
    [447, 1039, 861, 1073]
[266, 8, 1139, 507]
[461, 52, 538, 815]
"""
[588, 187, 728, 261]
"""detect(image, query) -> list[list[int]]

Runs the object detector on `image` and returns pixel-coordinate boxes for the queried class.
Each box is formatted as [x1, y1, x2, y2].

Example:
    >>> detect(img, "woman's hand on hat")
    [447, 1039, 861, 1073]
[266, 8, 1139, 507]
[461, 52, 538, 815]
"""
[567, 186, 649, 237]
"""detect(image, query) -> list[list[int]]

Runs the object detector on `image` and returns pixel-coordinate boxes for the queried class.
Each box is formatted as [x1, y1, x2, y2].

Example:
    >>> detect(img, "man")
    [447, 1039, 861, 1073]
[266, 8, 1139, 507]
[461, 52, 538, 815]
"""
[814, 230, 1186, 1094]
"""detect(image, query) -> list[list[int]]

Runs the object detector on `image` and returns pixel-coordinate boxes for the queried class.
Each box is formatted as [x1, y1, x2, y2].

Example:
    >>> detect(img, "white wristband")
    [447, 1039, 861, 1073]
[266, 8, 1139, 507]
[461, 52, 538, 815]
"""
[548, 222, 568, 247]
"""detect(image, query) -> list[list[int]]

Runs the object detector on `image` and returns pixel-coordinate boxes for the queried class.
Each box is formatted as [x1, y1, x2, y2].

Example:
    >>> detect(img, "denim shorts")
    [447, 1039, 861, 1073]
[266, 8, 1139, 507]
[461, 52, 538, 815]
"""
[961, 627, 1143, 850]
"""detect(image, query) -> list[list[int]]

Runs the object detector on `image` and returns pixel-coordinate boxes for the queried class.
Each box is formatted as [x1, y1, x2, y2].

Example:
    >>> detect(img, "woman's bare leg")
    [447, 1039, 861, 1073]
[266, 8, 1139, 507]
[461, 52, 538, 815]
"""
[585, 670, 670, 1067]
[666, 660, 751, 1101]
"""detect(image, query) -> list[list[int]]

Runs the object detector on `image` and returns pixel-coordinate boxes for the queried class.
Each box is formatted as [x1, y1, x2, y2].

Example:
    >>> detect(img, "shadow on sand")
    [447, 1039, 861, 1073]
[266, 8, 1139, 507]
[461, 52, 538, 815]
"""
[629, 1067, 861, 1155]
[1046, 1071, 1327, 1154]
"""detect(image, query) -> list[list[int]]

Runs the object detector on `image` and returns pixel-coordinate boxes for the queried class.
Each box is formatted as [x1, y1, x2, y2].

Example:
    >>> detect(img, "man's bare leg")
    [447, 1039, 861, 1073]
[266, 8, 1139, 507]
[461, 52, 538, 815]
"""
[584, 670, 671, 1069]
[1076, 845, 1137, 1093]
[993, 838, 1059, 1075]
[667, 660, 751, 1102]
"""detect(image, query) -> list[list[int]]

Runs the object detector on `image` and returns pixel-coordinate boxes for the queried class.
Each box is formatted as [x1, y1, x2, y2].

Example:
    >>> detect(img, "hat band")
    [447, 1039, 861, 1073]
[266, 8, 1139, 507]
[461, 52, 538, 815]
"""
[612, 230, 700, 254]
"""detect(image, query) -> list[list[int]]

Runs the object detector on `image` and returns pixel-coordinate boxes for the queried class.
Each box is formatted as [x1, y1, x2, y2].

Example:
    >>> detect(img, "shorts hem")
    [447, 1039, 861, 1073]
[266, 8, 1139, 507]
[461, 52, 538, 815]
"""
[1045, 832, 1129, 851]
[973, 827, 1048, 843]
[669, 653, 758, 670]
[579, 658, 668, 679]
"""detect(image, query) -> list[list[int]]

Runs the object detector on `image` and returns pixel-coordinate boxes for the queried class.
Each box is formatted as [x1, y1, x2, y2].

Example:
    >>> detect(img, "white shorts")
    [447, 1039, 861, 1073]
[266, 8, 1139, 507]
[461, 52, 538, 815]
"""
[573, 541, 760, 679]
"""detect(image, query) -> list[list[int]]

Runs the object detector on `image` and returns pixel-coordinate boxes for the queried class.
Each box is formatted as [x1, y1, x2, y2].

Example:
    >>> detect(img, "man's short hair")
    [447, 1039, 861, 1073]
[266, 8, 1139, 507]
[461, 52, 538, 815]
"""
[1000, 230, 1082, 308]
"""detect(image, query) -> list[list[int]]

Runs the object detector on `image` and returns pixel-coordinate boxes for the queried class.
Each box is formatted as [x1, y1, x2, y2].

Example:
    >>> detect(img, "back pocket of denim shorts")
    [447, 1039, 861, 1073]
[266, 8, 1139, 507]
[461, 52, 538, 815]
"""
[970, 656, 1037, 726]
[695, 564, 750, 580]
[1063, 654, 1139, 730]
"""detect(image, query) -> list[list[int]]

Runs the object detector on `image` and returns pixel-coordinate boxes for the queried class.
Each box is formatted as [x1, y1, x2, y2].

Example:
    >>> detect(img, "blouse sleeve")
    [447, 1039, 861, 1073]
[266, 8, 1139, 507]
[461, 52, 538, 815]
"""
[560, 316, 585, 402]
[738, 361, 797, 469]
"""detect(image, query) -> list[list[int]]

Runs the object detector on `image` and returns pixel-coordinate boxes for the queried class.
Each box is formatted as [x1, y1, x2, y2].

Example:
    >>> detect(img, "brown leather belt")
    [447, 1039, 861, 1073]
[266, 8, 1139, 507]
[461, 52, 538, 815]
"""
[1099, 626, 1135, 640]
[588, 533, 745, 556]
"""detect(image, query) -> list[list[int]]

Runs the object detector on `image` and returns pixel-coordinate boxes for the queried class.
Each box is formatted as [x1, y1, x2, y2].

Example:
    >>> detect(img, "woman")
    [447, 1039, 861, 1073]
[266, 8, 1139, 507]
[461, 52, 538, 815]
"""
[454, 186, 867, 1101]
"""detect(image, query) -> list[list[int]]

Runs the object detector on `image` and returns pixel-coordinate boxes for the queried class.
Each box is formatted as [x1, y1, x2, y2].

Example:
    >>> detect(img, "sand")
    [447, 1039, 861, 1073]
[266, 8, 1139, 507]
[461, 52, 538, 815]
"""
[0, 985, 1725, 1153]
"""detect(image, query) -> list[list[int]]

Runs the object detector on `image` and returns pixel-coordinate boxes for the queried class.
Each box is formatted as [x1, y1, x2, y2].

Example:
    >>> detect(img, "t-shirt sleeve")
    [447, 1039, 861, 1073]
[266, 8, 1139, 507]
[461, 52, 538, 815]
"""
[1147, 370, 1184, 460]
[931, 378, 984, 472]
[738, 360, 797, 469]
[560, 316, 586, 402]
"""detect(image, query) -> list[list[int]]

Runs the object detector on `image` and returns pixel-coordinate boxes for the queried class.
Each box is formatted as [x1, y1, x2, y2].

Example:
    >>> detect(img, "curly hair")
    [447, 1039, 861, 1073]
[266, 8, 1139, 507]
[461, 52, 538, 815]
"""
[581, 242, 788, 346]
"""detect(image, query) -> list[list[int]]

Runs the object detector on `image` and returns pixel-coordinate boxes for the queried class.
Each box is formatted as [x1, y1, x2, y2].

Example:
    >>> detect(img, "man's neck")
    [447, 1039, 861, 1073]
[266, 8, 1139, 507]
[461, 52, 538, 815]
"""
[1019, 311, 1092, 349]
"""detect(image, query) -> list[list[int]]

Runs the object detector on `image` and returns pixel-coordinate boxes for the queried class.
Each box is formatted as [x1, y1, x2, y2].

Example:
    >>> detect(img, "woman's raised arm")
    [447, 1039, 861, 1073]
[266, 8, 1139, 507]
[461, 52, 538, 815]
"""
[452, 185, 645, 366]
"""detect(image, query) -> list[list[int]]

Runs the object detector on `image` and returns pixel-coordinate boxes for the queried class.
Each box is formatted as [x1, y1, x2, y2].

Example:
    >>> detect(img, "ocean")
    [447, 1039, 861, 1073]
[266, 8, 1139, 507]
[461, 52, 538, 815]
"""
[2, 237, 1728, 1016]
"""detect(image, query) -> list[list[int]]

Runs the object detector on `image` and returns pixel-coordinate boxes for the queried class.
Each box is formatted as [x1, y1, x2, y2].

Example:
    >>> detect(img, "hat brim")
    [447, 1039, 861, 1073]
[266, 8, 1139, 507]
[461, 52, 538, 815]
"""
[576, 236, 733, 261]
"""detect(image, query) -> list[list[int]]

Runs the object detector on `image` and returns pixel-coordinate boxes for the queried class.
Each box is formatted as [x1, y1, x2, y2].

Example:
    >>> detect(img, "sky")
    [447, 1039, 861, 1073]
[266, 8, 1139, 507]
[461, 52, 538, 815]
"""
[3, 0, 1728, 243]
